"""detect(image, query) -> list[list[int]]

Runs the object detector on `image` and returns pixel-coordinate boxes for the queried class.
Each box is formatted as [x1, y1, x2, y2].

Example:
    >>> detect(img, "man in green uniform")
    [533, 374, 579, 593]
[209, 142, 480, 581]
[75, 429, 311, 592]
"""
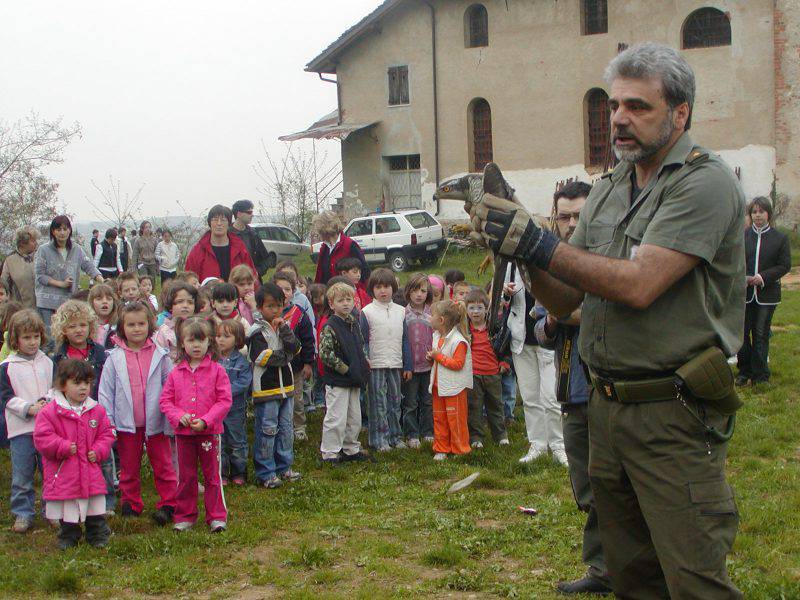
[468, 43, 744, 598]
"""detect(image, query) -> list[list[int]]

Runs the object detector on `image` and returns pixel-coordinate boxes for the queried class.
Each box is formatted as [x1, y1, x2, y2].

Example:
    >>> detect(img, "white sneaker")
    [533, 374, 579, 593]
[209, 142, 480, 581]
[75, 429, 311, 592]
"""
[407, 438, 421, 449]
[209, 520, 227, 533]
[518, 444, 546, 463]
[498, 438, 510, 446]
[433, 452, 448, 461]
[377, 445, 392, 453]
[552, 448, 569, 467]
[393, 440, 408, 450]
[470, 440, 484, 449]
[423, 436, 435, 443]
[173, 521, 194, 532]
[11, 516, 32, 533]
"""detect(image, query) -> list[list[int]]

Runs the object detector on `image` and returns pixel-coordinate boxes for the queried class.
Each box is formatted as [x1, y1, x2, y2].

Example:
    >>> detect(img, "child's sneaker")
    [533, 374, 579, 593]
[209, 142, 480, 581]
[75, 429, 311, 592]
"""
[11, 516, 32, 533]
[341, 450, 370, 463]
[231, 476, 246, 486]
[120, 503, 140, 518]
[294, 431, 308, 442]
[221, 477, 229, 486]
[498, 437, 510, 446]
[423, 436, 435, 443]
[377, 445, 392, 453]
[209, 520, 227, 533]
[262, 476, 283, 489]
[470, 440, 484, 449]
[393, 440, 408, 450]
[433, 453, 448, 461]
[407, 438, 421, 449]
[173, 521, 194, 532]
[280, 469, 302, 482]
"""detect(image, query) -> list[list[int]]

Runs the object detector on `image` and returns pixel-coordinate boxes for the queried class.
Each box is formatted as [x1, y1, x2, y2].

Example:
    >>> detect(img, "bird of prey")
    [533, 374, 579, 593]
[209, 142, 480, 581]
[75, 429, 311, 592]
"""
[433, 163, 517, 336]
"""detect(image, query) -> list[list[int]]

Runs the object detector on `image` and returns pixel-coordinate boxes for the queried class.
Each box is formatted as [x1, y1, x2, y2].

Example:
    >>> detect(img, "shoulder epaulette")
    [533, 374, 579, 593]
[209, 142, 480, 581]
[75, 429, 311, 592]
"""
[686, 149, 709, 165]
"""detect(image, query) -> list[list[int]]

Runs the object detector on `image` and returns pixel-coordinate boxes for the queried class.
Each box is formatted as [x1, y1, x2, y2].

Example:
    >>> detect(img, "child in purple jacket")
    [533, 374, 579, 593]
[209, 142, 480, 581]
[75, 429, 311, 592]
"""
[34, 360, 115, 549]
[402, 273, 434, 447]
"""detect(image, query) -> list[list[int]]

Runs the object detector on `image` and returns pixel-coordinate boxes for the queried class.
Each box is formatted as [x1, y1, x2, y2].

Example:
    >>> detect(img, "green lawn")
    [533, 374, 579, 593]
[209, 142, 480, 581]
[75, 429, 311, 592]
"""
[2, 250, 799, 598]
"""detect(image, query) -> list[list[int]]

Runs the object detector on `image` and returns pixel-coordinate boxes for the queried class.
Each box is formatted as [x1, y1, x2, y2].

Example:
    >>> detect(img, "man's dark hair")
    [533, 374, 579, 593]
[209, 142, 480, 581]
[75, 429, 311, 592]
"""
[255, 282, 286, 307]
[56, 358, 96, 388]
[207, 205, 233, 227]
[336, 257, 362, 274]
[231, 199, 254, 216]
[211, 282, 239, 303]
[554, 181, 592, 202]
[92, 229, 99, 235]
[104, 228, 118, 241]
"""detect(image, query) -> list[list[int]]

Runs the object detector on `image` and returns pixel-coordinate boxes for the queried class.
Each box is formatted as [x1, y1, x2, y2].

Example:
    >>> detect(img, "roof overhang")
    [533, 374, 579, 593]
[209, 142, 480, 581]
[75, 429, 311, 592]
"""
[305, 0, 406, 74]
[278, 109, 378, 142]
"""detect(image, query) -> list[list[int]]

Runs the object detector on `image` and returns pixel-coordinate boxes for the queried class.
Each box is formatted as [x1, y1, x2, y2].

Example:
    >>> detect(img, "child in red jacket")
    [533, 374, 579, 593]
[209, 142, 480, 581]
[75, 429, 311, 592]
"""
[159, 317, 232, 532]
[34, 360, 115, 549]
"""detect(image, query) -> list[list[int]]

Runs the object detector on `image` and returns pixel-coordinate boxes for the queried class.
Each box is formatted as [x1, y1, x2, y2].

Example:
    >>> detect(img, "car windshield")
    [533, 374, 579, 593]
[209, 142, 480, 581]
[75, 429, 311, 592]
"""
[405, 212, 438, 229]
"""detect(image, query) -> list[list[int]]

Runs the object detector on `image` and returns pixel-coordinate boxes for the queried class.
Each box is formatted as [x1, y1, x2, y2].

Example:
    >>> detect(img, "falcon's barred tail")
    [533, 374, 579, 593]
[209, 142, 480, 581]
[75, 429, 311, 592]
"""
[482, 162, 514, 337]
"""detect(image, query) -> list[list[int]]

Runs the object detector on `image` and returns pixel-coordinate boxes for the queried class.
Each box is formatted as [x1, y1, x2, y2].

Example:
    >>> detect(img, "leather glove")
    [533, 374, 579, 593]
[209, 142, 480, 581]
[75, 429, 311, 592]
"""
[469, 193, 560, 270]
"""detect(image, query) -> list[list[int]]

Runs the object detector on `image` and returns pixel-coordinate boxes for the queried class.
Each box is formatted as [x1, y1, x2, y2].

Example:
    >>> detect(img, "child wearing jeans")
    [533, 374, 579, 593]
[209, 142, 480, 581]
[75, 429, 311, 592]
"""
[428, 300, 473, 460]
[99, 300, 178, 524]
[248, 283, 301, 488]
[360, 268, 411, 451]
[34, 360, 114, 549]
[402, 273, 434, 448]
[216, 319, 252, 485]
[319, 282, 370, 464]
[464, 289, 509, 448]
[159, 317, 231, 532]
[0, 310, 53, 532]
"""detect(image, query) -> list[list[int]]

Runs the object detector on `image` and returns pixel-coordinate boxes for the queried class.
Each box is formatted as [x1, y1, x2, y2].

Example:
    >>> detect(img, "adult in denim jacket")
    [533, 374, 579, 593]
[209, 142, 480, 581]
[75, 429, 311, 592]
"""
[35, 216, 103, 336]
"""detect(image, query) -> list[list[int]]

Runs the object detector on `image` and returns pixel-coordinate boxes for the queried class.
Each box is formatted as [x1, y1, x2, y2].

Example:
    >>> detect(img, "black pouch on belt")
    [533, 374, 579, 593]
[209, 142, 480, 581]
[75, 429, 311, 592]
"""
[674, 347, 743, 416]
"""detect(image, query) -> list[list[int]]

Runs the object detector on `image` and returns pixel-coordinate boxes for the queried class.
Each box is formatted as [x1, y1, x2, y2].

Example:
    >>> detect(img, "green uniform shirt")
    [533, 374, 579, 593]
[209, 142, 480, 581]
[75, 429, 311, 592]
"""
[569, 133, 745, 377]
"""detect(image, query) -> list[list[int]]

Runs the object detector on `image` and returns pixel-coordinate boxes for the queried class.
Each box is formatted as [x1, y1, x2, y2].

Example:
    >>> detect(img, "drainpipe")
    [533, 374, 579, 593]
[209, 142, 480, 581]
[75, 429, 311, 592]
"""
[422, 0, 441, 213]
[318, 72, 341, 125]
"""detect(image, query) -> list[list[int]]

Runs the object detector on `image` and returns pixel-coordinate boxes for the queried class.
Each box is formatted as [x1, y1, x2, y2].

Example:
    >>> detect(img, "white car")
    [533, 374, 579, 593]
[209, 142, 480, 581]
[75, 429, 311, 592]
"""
[251, 223, 306, 268]
[311, 209, 445, 272]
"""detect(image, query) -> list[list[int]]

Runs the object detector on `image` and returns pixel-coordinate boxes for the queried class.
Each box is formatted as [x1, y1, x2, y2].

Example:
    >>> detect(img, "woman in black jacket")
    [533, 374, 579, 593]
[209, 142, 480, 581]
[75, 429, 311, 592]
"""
[737, 197, 792, 385]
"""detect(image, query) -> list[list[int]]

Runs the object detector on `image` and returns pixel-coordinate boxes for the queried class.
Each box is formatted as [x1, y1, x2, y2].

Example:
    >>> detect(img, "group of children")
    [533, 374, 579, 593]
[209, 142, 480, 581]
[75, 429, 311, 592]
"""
[0, 258, 511, 549]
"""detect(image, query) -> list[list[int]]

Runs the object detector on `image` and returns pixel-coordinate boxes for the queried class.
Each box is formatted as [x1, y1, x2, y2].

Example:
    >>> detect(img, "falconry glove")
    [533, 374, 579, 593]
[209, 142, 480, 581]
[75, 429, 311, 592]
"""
[472, 194, 560, 270]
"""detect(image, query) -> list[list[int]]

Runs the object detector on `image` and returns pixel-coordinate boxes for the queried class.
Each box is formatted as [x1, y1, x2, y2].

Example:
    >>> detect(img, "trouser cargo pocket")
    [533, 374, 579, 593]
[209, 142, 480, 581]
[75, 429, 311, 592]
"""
[688, 479, 738, 571]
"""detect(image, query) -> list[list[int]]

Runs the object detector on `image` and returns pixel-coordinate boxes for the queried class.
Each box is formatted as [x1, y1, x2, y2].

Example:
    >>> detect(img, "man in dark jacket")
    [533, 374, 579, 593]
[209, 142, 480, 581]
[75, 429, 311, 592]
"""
[230, 199, 270, 281]
[534, 181, 611, 596]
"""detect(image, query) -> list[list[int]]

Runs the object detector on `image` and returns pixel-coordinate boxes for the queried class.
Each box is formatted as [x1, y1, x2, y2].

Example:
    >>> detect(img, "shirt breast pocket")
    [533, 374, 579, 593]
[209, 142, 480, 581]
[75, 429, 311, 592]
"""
[585, 222, 616, 250]
[624, 215, 651, 244]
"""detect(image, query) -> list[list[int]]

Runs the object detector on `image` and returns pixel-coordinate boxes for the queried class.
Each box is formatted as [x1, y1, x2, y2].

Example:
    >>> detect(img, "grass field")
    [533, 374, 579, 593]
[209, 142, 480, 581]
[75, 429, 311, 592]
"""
[1, 249, 799, 598]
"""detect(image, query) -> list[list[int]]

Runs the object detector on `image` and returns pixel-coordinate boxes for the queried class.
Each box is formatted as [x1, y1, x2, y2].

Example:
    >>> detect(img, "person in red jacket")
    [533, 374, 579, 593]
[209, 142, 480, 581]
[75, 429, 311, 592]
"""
[184, 205, 259, 285]
[311, 210, 369, 285]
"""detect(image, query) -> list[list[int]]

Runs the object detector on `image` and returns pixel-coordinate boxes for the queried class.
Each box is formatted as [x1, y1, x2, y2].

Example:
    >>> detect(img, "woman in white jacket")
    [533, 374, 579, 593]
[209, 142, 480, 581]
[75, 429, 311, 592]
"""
[155, 229, 180, 283]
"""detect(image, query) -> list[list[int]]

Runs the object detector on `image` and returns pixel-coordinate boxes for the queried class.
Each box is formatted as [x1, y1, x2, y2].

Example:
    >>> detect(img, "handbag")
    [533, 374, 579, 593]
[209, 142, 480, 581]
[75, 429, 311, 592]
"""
[491, 264, 515, 359]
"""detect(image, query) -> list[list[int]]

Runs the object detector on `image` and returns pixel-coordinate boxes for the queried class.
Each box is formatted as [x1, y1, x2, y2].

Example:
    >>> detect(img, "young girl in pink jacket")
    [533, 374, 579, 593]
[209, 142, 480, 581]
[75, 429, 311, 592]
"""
[34, 359, 115, 549]
[159, 317, 232, 532]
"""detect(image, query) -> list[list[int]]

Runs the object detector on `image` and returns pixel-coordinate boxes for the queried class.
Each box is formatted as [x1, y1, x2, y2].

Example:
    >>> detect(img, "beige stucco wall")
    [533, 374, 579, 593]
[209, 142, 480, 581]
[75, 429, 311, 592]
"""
[332, 0, 782, 217]
[774, 0, 800, 223]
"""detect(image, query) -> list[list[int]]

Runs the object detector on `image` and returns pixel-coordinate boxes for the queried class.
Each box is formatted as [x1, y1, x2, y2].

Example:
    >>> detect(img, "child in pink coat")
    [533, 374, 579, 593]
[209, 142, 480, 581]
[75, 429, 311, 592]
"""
[34, 359, 115, 549]
[159, 317, 232, 532]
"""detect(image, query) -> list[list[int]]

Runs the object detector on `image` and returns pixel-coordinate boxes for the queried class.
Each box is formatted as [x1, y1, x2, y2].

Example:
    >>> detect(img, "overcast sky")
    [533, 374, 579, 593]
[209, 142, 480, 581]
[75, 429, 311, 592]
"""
[1, 0, 379, 221]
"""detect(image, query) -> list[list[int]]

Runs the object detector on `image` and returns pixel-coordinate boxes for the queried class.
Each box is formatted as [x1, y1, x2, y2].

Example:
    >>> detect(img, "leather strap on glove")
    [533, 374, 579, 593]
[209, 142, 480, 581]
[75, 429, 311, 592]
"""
[470, 194, 560, 270]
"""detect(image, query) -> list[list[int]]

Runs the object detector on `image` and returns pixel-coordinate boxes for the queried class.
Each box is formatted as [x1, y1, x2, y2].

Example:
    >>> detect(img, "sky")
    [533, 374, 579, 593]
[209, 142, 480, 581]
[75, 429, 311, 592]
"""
[1, 0, 380, 221]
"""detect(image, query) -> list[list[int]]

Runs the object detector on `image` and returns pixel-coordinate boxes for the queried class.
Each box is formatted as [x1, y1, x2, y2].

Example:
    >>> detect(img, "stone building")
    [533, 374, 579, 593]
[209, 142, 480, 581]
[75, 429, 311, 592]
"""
[284, 0, 800, 221]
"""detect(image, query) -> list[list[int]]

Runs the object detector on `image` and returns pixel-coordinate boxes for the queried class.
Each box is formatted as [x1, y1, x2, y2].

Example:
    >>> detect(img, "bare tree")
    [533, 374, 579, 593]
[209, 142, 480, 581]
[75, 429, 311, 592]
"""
[0, 113, 81, 250]
[253, 141, 342, 240]
[149, 199, 209, 267]
[86, 176, 145, 229]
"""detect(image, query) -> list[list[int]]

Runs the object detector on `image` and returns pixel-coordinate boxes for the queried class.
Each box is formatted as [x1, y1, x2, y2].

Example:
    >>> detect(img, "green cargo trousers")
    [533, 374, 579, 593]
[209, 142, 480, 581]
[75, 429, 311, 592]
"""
[562, 402, 609, 586]
[467, 374, 507, 444]
[588, 390, 742, 599]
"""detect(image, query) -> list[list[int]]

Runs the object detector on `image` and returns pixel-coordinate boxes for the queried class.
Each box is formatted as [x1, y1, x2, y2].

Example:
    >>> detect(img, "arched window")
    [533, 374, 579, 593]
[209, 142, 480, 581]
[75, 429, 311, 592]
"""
[682, 8, 731, 49]
[469, 99, 493, 172]
[465, 4, 489, 48]
[585, 89, 609, 168]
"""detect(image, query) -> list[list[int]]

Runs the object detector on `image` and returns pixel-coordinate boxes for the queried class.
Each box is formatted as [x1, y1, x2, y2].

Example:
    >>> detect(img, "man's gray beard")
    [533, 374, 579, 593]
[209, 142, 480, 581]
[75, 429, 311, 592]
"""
[613, 111, 675, 163]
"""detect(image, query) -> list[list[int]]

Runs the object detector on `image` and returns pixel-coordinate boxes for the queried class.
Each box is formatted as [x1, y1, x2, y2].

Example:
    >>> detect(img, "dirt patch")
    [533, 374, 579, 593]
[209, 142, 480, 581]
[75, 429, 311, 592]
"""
[475, 519, 504, 530]
[781, 267, 800, 290]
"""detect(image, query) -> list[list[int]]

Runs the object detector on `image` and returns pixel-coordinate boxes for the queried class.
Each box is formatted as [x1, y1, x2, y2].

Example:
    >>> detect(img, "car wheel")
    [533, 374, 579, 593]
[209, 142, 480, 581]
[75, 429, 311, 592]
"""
[266, 252, 277, 269]
[388, 251, 408, 272]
